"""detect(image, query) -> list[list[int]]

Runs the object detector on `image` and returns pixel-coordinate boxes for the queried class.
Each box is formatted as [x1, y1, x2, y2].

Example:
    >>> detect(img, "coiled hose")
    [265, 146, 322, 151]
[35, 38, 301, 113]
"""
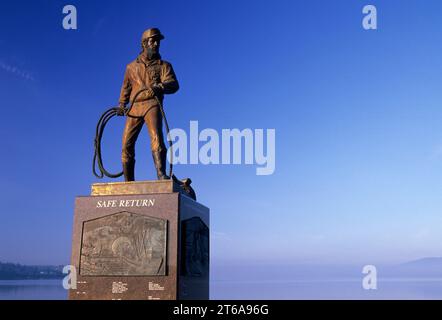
[93, 88, 173, 179]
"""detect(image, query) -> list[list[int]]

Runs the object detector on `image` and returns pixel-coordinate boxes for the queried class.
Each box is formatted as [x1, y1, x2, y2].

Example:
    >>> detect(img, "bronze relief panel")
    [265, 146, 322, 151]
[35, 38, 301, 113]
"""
[80, 211, 167, 276]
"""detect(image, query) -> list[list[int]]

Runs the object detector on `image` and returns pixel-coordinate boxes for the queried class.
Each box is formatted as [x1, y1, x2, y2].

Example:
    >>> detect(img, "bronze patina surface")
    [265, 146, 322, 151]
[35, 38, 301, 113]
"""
[119, 28, 179, 181]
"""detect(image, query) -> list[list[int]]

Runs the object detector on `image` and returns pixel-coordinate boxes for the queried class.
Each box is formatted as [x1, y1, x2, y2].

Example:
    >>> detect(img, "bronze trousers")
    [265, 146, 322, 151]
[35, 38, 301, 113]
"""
[121, 106, 166, 164]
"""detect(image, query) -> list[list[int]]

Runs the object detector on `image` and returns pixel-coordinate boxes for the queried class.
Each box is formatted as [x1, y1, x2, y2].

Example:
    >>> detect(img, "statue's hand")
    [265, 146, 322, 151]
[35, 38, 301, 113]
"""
[133, 86, 161, 102]
[151, 83, 164, 96]
[117, 103, 127, 116]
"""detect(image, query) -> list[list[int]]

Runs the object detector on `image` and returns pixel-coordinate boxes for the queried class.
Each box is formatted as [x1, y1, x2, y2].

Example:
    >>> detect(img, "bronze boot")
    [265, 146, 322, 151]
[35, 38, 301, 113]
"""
[122, 161, 135, 181]
[152, 150, 170, 180]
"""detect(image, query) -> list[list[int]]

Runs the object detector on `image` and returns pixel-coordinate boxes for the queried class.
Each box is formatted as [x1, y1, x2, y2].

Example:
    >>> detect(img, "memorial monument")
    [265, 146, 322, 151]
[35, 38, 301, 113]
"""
[69, 28, 209, 300]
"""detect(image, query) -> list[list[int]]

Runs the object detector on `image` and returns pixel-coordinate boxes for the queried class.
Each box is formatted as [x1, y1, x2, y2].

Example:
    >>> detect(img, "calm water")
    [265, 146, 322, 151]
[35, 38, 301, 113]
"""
[1, 279, 442, 300]
[212, 278, 442, 300]
[0, 280, 67, 300]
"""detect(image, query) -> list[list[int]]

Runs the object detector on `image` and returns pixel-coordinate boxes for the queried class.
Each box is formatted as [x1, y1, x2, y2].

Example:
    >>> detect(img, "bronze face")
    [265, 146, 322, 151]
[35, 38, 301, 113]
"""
[142, 36, 161, 60]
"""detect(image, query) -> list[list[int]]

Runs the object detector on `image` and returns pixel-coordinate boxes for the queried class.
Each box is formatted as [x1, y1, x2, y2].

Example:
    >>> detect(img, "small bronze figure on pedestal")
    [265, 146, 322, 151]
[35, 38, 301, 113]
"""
[118, 28, 179, 181]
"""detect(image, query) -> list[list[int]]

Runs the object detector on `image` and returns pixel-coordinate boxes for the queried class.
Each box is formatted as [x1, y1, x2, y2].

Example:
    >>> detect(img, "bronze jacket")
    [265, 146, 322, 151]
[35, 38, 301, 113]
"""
[119, 54, 179, 117]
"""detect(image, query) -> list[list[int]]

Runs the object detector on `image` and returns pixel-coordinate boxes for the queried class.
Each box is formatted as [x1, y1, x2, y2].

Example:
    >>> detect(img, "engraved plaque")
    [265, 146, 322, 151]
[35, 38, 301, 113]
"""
[80, 211, 167, 276]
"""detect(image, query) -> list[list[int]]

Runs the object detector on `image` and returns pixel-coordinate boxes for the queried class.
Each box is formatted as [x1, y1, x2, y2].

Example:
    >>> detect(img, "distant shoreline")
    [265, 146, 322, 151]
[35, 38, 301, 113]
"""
[0, 262, 64, 280]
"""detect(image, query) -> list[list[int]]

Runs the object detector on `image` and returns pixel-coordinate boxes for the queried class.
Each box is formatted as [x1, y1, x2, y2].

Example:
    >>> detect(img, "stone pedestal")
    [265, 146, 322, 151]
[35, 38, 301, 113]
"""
[68, 180, 209, 300]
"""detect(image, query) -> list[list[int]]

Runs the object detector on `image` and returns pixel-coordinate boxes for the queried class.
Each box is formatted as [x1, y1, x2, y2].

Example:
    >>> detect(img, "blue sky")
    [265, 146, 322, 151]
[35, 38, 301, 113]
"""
[1, 0, 442, 267]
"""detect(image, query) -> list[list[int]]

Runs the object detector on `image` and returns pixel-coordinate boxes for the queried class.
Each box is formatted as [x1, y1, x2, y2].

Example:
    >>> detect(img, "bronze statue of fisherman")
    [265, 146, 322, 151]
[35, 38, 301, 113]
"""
[118, 28, 179, 181]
